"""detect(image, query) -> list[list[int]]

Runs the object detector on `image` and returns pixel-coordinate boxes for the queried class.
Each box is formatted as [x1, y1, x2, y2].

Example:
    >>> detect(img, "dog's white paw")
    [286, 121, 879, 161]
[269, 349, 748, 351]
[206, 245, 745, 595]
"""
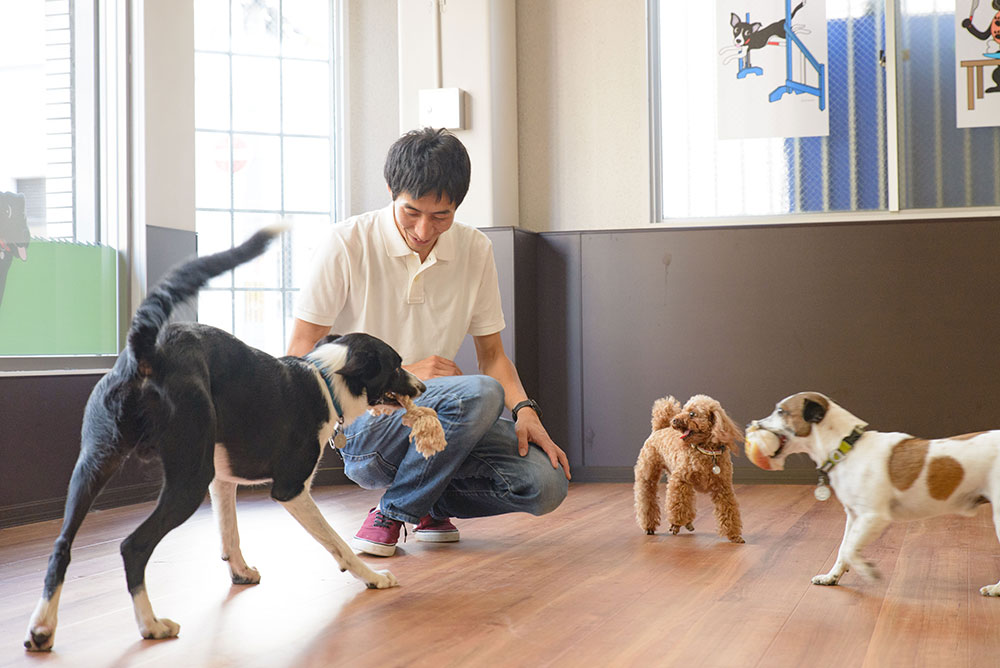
[139, 617, 180, 640]
[366, 570, 399, 590]
[811, 573, 841, 586]
[23, 625, 55, 652]
[980, 583, 1000, 597]
[230, 565, 261, 585]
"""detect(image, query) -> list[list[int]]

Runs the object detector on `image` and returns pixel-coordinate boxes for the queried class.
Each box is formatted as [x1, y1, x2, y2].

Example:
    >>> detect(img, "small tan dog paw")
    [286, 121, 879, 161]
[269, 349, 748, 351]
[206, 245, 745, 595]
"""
[366, 570, 399, 589]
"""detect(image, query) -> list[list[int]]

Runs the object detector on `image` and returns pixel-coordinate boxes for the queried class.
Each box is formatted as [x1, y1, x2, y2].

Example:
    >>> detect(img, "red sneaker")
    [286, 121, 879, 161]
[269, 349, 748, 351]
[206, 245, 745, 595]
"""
[352, 508, 404, 557]
[413, 515, 460, 543]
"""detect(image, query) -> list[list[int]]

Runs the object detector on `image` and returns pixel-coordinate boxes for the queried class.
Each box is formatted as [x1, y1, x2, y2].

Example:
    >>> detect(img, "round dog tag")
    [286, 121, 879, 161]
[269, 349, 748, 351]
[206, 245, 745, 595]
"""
[333, 431, 347, 449]
[712, 465, 721, 475]
[814, 484, 831, 501]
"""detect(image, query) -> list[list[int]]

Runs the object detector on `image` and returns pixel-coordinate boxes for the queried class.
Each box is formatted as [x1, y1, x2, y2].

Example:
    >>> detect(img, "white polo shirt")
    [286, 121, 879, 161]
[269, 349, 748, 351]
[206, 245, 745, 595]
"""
[294, 205, 506, 365]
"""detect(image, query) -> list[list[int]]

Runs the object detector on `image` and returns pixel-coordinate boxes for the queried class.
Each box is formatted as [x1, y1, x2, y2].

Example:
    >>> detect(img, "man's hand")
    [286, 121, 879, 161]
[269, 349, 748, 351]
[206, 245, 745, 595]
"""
[404, 355, 463, 380]
[515, 410, 571, 480]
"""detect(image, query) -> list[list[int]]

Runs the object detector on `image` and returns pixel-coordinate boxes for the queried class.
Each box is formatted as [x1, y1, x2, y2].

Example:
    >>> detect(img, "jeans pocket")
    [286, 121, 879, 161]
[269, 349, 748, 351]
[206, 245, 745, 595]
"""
[341, 451, 397, 490]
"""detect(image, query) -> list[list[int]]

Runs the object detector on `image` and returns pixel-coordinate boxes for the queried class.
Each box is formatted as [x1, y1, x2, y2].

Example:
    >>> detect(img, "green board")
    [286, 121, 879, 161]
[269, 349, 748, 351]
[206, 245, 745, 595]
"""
[0, 240, 120, 355]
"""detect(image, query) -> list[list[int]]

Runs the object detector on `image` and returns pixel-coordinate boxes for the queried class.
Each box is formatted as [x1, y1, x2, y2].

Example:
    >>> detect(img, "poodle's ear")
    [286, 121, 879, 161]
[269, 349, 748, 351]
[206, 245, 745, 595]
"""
[711, 404, 744, 454]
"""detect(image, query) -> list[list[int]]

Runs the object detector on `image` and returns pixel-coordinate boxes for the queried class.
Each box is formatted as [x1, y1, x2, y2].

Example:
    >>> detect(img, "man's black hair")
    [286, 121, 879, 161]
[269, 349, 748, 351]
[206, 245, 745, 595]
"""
[384, 127, 471, 208]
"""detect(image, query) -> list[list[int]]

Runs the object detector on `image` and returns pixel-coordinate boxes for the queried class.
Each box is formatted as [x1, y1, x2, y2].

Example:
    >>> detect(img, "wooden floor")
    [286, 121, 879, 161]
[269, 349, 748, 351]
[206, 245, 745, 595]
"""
[1, 483, 999, 667]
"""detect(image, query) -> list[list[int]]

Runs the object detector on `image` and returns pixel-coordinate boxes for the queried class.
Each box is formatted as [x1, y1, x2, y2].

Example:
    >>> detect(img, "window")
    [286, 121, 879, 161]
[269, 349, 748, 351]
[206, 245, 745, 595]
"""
[0, 0, 124, 366]
[649, 0, 1000, 221]
[194, 0, 341, 356]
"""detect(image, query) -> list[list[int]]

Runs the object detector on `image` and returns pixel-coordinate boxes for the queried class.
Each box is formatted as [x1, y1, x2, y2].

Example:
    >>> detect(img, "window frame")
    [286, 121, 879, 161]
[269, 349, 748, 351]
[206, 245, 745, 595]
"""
[193, 0, 345, 358]
[0, 0, 132, 374]
[646, 0, 1000, 226]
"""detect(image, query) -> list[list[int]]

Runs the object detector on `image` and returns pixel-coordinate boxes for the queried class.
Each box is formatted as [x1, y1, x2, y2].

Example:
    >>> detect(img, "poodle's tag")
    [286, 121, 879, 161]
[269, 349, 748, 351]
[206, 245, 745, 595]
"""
[712, 464, 721, 475]
[814, 484, 831, 501]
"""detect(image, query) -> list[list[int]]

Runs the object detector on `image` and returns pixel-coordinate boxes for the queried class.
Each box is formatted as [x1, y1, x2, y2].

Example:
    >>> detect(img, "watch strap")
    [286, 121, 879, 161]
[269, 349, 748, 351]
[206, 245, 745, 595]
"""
[512, 399, 541, 421]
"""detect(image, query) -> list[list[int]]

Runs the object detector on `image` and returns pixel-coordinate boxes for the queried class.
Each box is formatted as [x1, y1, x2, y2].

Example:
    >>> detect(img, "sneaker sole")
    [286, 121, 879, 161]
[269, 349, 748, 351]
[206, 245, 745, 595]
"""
[413, 530, 460, 543]
[352, 536, 397, 556]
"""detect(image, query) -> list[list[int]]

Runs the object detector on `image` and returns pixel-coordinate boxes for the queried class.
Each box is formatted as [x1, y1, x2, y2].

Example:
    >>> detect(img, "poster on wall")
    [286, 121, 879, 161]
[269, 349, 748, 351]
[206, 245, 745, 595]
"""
[955, 0, 1000, 128]
[716, 0, 829, 140]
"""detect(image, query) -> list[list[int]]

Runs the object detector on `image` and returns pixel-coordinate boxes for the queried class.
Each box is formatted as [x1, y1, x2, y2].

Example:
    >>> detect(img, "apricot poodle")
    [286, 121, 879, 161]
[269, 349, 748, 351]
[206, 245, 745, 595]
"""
[634, 394, 745, 543]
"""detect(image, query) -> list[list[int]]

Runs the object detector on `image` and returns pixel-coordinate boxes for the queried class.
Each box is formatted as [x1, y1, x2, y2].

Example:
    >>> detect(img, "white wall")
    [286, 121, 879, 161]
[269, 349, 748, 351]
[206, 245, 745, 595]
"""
[140, 0, 195, 232]
[137, 0, 651, 235]
[396, 0, 519, 229]
[347, 0, 400, 215]
[515, 1, 650, 233]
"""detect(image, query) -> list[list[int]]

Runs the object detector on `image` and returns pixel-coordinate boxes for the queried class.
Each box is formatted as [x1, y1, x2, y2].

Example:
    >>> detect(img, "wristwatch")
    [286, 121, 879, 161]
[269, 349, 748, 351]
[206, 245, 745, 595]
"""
[512, 398, 542, 421]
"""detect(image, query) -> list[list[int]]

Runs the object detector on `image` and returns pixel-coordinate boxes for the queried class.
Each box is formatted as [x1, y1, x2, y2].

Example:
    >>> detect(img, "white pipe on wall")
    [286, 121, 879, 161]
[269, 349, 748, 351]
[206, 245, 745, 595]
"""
[431, 0, 442, 88]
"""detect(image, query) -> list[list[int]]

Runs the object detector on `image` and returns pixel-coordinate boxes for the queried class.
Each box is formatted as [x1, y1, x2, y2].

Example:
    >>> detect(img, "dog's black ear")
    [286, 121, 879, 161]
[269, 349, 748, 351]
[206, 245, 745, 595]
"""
[803, 398, 827, 424]
[337, 349, 376, 379]
[730, 12, 740, 27]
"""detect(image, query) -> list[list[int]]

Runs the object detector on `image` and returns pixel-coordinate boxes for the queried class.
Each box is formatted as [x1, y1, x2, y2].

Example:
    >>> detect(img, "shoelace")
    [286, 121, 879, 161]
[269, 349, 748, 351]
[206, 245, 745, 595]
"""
[371, 511, 407, 542]
[371, 511, 398, 529]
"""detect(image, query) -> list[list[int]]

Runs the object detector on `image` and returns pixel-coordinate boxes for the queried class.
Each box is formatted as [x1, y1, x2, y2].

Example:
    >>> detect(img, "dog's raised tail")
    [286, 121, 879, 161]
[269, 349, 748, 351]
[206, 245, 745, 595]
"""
[126, 225, 284, 374]
[651, 396, 681, 432]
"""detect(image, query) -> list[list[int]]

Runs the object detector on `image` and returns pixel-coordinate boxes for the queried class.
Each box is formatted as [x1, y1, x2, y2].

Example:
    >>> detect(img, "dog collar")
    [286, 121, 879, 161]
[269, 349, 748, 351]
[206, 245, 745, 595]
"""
[693, 444, 725, 475]
[306, 357, 344, 421]
[814, 425, 866, 500]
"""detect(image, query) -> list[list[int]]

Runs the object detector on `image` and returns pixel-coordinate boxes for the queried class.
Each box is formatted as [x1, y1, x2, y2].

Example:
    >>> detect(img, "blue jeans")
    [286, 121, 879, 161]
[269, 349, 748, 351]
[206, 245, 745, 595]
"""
[339, 375, 568, 524]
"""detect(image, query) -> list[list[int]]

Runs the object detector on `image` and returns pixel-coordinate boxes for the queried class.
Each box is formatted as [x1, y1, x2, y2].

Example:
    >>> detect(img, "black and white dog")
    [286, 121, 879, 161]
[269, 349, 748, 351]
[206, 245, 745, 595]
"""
[24, 226, 425, 651]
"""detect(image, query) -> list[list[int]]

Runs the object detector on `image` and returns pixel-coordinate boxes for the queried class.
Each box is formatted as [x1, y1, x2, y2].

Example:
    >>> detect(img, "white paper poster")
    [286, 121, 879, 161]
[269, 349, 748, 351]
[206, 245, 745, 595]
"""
[955, 0, 1000, 128]
[716, 0, 829, 140]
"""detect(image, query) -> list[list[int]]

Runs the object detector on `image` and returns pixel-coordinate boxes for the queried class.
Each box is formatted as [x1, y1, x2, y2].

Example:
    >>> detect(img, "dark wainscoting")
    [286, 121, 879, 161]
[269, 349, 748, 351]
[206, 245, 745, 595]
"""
[0, 225, 196, 528]
[0, 373, 164, 528]
[6, 216, 1000, 526]
[534, 216, 1000, 484]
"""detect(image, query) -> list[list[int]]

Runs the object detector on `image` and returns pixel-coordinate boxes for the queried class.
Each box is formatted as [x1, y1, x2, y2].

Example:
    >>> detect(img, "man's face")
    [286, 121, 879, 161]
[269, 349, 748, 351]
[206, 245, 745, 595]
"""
[392, 191, 456, 260]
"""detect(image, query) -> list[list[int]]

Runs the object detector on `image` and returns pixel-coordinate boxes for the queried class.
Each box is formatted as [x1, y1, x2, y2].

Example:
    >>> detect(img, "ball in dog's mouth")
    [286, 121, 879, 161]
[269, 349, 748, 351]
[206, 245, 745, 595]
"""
[745, 426, 784, 470]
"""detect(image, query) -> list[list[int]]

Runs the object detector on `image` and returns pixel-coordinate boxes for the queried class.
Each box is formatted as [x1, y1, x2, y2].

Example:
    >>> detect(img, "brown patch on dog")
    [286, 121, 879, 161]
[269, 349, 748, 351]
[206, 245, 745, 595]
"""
[951, 431, 986, 441]
[779, 392, 829, 437]
[888, 438, 928, 491]
[926, 456, 964, 500]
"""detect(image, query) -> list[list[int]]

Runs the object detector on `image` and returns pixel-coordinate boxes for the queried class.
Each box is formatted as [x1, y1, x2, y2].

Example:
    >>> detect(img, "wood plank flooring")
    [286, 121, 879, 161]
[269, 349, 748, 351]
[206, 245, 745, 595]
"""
[1, 483, 998, 667]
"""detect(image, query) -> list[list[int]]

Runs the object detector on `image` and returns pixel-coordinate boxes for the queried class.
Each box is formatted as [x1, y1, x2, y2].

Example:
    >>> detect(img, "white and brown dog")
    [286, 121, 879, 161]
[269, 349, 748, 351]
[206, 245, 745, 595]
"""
[746, 391, 1000, 595]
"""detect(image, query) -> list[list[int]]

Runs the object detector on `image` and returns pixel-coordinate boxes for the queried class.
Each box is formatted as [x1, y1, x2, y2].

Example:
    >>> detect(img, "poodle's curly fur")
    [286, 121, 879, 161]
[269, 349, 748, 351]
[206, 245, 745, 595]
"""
[634, 394, 745, 543]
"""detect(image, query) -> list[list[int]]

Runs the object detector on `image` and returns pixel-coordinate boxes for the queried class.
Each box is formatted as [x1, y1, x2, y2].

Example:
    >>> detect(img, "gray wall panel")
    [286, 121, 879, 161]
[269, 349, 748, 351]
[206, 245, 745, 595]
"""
[455, 228, 517, 376]
[147, 225, 198, 321]
[513, 229, 538, 397]
[535, 234, 583, 471]
[576, 219, 1000, 480]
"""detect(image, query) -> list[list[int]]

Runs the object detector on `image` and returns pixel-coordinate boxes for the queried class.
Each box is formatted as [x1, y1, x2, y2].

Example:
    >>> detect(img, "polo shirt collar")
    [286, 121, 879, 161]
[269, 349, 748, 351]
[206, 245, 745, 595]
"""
[378, 203, 454, 263]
